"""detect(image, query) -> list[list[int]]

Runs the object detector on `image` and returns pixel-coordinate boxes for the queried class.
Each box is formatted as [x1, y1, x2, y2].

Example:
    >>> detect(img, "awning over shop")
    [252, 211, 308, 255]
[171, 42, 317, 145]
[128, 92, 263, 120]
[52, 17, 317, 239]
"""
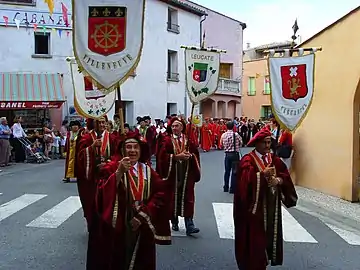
[0, 73, 66, 110]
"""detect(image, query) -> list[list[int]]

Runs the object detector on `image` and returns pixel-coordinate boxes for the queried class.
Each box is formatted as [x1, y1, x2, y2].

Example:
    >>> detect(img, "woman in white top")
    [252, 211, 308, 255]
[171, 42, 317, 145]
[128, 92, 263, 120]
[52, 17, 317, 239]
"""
[11, 116, 27, 162]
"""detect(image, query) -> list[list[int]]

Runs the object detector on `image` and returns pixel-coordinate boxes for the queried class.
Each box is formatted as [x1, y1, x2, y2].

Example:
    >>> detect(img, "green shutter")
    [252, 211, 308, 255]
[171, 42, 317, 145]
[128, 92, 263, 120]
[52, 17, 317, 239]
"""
[264, 76, 271, 94]
[248, 77, 256, 95]
[260, 106, 265, 118]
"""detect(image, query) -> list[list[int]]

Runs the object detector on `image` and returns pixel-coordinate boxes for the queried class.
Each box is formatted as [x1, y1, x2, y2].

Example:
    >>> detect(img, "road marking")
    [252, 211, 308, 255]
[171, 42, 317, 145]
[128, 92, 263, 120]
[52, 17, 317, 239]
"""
[213, 202, 234, 239]
[282, 207, 318, 243]
[0, 193, 2, 195]
[26, 196, 81, 229]
[0, 194, 47, 222]
[213, 202, 317, 243]
[325, 223, 360, 245]
[169, 217, 187, 237]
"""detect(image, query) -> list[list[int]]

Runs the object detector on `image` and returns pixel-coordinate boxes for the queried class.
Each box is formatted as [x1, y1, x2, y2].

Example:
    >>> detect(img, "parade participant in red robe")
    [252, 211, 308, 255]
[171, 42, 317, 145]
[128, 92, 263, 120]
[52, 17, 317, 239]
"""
[63, 120, 82, 183]
[87, 132, 171, 270]
[208, 118, 216, 147]
[186, 118, 199, 147]
[234, 129, 298, 270]
[200, 118, 212, 152]
[144, 115, 157, 155]
[137, 117, 156, 157]
[217, 119, 227, 149]
[76, 115, 118, 232]
[157, 117, 201, 235]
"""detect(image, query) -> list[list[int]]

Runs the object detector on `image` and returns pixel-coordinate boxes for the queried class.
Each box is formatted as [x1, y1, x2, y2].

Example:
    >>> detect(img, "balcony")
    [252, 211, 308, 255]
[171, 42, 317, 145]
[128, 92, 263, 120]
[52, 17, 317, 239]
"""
[216, 78, 241, 96]
[167, 72, 179, 82]
[167, 22, 180, 34]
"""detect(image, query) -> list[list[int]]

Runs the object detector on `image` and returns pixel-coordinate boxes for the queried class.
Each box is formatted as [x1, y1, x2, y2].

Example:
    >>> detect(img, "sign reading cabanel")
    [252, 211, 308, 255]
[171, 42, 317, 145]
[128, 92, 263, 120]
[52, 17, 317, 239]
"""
[0, 101, 64, 109]
[73, 0, 145, 90]
[269, 53, 315, 131]
[0, 8, 71, 29]
[185, 48, 220, 104]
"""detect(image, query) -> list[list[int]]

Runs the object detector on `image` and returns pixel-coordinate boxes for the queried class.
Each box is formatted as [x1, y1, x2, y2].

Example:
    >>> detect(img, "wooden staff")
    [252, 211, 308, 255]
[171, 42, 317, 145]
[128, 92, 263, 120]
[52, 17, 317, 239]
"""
[116, 84, 125, 135]
[185, 103, 195, 150]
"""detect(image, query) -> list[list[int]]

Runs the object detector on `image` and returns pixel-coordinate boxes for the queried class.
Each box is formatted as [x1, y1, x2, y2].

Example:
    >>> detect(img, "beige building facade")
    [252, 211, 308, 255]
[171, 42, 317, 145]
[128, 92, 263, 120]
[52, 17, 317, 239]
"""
[241, 42, 293, 120]
[292, 6, 360, 201]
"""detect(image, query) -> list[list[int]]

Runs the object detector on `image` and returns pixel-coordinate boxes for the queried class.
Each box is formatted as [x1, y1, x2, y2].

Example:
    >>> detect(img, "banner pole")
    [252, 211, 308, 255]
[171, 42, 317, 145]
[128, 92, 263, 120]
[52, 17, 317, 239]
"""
[272, 22, 298, 158]
[186, 103, 195, 151]
[117, 84, 125, 135]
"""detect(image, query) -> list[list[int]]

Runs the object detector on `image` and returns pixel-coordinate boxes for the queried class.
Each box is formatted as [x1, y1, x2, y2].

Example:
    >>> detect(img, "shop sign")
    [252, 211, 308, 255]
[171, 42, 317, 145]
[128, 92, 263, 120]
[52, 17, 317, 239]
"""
[0, 101, 64, 109]
[0, 8, 71, 29]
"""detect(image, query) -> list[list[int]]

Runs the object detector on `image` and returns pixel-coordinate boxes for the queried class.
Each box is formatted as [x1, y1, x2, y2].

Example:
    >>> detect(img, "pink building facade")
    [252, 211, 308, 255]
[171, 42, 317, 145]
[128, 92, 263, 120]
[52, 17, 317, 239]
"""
[183, 1, 246, 119]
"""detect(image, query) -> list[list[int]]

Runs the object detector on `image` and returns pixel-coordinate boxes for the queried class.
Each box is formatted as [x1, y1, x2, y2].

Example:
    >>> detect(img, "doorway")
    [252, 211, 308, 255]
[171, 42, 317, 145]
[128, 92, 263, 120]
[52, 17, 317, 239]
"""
[167, 103, 177, 116]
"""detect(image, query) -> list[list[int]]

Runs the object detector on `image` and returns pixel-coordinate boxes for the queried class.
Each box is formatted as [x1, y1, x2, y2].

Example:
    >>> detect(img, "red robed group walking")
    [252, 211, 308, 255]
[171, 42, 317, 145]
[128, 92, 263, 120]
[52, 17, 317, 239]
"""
[63, 114, 297, 270]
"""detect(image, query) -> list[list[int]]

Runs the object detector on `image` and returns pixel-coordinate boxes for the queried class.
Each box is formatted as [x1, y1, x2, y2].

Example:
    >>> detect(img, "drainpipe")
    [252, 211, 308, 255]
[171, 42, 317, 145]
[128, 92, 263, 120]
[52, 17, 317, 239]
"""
[193, 14, 207, 116]
[200, 15, 206, 47]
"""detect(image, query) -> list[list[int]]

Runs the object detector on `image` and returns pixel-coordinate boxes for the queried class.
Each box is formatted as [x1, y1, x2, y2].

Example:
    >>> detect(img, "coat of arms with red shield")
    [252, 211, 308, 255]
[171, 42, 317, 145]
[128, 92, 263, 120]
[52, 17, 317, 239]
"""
[280, 64, 308, 102]
[88, 6, 126, 56]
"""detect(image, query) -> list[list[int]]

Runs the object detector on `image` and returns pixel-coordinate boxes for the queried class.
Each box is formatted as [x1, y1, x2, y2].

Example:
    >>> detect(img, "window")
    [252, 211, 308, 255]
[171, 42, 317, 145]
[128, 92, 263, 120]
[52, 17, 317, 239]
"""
[0, 0, 34, 4]
[261, 106, 272, 119]
[247, 77, 256, 95]
[167, 8, 179, 34]
[33, 32, 51, 57]
[219, 63, 232, 79]
[264, 76, 271, 94]
[167, 50, 179, 82]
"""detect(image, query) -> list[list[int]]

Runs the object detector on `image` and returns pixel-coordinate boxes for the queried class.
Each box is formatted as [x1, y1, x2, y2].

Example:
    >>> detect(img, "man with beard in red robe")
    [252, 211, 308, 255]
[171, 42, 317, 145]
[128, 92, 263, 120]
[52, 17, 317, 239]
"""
[76, 115, 118, 232]
[87, 131, 171, 270]
[156, 117, 201, 235]
[234, 128, 298, 270]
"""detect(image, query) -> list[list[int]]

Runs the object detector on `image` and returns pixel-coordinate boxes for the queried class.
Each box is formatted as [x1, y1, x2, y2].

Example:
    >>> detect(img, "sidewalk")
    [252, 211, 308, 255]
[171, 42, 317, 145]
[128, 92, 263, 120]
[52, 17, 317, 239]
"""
[296, 186, 360, 231]
[0, 160, 63, 177]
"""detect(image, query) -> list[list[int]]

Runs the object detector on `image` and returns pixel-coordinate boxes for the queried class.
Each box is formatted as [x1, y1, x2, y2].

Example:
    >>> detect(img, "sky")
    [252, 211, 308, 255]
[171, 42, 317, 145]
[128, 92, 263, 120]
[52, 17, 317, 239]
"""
[192, 0, 359, 47]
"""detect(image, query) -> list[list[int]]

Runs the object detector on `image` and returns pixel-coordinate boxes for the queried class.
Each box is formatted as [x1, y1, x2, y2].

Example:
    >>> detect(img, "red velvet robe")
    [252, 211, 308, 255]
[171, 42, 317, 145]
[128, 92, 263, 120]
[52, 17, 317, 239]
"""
[76, 130, 118, 230]
[186, 123, 199, 146]
[200, 124, 211, 152]
[156, 135, 201, 218]
[208, 122, 216, 147]
[137, 126, 156, 156]
[217, 124, 227, 149]
[87, 161, 171, 270]
[64, 129, 83, 178]
[234, 150, 298, 270]
[279, 130, 293, 146]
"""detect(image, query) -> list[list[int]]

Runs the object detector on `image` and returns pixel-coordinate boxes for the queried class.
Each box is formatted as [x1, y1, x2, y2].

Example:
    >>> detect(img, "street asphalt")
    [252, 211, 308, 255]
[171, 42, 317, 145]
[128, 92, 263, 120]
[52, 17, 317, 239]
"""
[0, 149, 360, 270]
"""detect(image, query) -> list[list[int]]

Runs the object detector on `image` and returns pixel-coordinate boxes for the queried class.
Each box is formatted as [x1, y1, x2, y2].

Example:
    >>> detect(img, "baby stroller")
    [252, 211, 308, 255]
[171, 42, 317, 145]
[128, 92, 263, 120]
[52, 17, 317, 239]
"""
[18, 137, 47, 163]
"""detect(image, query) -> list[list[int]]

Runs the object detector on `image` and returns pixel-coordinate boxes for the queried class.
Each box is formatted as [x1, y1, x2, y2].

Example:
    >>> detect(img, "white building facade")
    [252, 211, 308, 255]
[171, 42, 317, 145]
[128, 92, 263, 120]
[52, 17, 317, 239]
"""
[0, 0, 204, 127]
[0, 0, 73, 128]
[113, 0, 204, 124]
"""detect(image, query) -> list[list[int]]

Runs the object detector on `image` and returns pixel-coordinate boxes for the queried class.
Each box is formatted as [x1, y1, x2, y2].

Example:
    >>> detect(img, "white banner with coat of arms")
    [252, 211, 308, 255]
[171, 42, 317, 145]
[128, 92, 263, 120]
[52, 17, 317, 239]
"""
[269, 53, 315, 131]
[72, 0, 145, 90]
[185, 49, 220, 104]
[68, 58, 116, 119]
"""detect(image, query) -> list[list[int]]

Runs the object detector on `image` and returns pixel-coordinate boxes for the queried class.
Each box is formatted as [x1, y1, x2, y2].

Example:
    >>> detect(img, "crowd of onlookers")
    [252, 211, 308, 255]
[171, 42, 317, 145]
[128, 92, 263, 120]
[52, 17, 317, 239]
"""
[0, 116, 73, 172]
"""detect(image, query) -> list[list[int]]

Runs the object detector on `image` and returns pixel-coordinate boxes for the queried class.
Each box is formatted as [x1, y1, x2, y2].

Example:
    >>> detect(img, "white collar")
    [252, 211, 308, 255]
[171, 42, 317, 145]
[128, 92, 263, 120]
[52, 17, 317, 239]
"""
[255, 150, 268, 159]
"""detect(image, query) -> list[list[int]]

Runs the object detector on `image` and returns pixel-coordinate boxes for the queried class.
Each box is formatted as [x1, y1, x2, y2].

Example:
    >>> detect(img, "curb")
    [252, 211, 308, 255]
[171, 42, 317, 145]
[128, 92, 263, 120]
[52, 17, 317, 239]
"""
[296, 198, 360, 233]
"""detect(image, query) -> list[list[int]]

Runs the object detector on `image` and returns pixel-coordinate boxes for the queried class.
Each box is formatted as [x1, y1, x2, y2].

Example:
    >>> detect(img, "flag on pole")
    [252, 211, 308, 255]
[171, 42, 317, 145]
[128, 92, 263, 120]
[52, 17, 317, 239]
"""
[61, 2, 69, 27]
[44, 0, 54, 15]
[292, 19, 299, 34]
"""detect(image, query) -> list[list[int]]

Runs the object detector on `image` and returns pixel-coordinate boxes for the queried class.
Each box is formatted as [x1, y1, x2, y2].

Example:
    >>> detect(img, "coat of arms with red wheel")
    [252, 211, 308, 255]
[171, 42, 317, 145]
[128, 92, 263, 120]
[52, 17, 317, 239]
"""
[88, 6, 126, 56]
[72, 0, 145, 90]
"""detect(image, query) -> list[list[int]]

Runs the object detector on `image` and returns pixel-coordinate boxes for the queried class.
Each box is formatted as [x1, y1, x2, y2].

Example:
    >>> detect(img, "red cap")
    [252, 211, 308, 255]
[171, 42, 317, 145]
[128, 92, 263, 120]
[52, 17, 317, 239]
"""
[247, 128, 272, 147]
[166, 116, 186, 134]
[119, 131, 150, 163]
